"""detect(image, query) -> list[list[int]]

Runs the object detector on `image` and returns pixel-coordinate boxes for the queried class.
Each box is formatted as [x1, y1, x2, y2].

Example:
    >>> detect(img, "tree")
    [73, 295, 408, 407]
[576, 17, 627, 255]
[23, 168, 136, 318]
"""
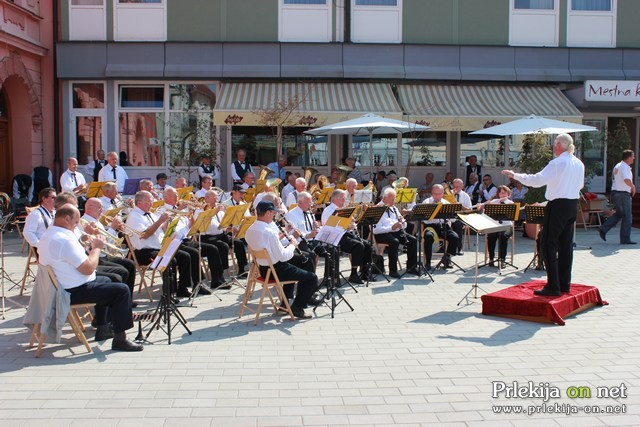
[515, 133, 553, 203]
[605, 120, 632, 191]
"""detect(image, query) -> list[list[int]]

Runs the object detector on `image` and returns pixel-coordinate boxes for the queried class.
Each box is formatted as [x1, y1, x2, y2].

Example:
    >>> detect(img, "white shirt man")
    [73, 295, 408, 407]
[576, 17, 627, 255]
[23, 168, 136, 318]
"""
[60, 157, 87, 194]
[126, 206, 164, 250]
[24, 190, 56, 249]
[285, 193, 318, 243]
[285, 178, 307, 208]
[280, 179, 296, 206]
[230, 149, 254, 184]
[98, 152, 128, 192]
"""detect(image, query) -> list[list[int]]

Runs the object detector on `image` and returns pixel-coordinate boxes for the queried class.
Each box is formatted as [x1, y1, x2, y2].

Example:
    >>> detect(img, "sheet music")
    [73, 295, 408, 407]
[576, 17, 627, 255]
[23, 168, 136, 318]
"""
[150, 238, 182, 271]
[354, 190, 373, 204]
[316, 224, 346, 246]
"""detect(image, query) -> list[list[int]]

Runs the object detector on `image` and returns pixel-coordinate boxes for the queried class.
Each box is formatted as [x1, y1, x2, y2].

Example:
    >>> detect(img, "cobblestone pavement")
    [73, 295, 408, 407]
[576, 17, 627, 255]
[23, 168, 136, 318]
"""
[0, 227, 638, 426]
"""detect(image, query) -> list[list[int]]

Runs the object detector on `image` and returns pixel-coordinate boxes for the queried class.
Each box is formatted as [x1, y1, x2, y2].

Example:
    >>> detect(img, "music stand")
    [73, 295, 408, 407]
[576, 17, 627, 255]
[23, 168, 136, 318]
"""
[358, 205, 390, 286]
[177, 187, 194, 200]
[313, 216, 354, 318]
[236, 216, 256, 240]
[524, 205, 546, 272]
[405, 204, 441, 281]
[244, 188, 256, 203]
[148, 238, 192, 344]
[456, 212, 512, 306]
[86, 181, 110, 198]
[255, 180, 266, 194]
[482, 203, 520, 273]
[396, 188, 416, 210]
[334, 207, 356, 219]
[123, 177, 150, 195]
[432, 203, 465, 273]
[186, 208, 221, 305]
[315, 187, 333, 206]
[217, 204, 250, 290]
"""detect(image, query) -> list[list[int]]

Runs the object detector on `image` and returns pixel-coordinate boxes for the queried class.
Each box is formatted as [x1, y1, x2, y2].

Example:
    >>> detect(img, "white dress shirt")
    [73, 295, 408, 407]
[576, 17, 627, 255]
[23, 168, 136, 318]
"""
[100, 195, 117, 212]
[453, 190, 472, 209]
[285, 191, 300, 208]
[193, 208, 224, 236]
[481, 184, 497, 202]
[245, 220, 295, 266]
[98, 164, 128, 192]
[38, 226, 96, 290]
[198, 164, 221, 180]
[373, 205, 405, 235]
[60, 169, 87, 193]
[195, 188, 208, 199]
[24, 206, 54, 248]
[157, 204, 191, 240]
[611, 160, 633, 193]
[281, 183, 295, 205]
[154, 184, 165, 200]
[285, 206, 316, 242]
[84, 159, 107, 178]
[321, 203, 338, 225]
[230, 162, 254, 182]
[80, 213, 118, 258]
[513, 151, 584, 201]
[126, 207, 164, 250]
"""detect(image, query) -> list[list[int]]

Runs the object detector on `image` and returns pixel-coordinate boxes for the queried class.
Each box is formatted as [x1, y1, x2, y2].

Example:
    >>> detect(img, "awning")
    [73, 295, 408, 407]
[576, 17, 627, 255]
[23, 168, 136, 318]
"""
[397, 84, 583, 131]
[213, 82, 403, 126]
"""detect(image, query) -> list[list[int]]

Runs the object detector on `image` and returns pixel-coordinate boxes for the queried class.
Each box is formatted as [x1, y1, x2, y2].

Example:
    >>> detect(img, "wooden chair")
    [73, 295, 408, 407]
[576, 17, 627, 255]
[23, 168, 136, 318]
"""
[17, 206, 37, 253]
[370, 226, 403, 272]
[124, 235, 155, 301]
[29, 266, 95, 357]
[20, 245, 38, 296]
[239, 248, 295, 325]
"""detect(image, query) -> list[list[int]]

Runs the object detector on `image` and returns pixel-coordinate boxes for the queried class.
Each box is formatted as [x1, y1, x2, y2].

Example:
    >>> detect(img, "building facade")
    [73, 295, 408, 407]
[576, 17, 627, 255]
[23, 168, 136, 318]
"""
[0, 0, 55, 195]
[56, 0, 640, 192]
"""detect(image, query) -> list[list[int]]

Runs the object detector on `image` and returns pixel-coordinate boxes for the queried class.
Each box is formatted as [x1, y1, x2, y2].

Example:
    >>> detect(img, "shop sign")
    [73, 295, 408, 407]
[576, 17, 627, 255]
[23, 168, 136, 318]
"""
[585, 80, 640, 102]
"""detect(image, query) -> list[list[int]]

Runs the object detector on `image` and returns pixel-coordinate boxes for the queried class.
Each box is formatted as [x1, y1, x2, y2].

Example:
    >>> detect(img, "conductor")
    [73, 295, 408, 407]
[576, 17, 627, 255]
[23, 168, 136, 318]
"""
[502, 134, 585, 296]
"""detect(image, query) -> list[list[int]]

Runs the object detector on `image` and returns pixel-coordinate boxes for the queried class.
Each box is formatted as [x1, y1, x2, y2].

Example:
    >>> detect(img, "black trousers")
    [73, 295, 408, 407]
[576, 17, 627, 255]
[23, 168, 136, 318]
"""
[201, 235, 231, 270]
[451, 220, 465, 251]
[207, 233, 248, 271]
[181, 239, 225, 281]
[540, 199, 577, 293]
[375, 231, 418, 273]
[259, 262, 317, 310]
[100, 256, 136, 293]
[487, 228, 513, 261]
[338, 232, 372, 269]
[423, 224, 459, 266]
[66, 276, 133, 333]
[135, 248, 194, 290]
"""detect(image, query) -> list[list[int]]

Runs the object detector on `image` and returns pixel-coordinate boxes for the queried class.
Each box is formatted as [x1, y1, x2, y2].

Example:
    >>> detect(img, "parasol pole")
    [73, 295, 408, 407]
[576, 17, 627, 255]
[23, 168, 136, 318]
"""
[368, 128, 374, 180]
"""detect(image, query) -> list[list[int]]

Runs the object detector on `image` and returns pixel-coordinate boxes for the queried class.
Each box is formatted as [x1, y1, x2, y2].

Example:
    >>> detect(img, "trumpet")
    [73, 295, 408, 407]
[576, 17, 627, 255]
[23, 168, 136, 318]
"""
[78, 229, 128, 257]
[179, 199, 206, 209]
[80, 219, 124, 247]
[100, 214, 145, 237]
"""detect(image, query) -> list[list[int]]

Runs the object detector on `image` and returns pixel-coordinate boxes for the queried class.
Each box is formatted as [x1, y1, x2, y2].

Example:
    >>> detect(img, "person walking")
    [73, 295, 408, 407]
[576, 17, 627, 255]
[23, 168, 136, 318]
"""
[599, 150, 636, 245]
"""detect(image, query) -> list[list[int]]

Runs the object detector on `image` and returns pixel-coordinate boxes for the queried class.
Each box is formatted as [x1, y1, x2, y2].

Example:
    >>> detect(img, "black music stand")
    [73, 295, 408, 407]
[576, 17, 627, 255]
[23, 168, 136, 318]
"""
[359, 206, 390, 286]
[482, 203, 519, 273]
[456, 212, 511, 305]
[404, 204, 440, 282]
[524, 205, 546, 272]
[432, 203, 465, 273]
[147, 240, 192, 344]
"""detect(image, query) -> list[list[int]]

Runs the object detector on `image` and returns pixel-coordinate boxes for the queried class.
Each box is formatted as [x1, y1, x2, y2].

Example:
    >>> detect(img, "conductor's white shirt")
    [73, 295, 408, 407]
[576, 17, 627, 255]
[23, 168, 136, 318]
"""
[512, 151, 584, 201]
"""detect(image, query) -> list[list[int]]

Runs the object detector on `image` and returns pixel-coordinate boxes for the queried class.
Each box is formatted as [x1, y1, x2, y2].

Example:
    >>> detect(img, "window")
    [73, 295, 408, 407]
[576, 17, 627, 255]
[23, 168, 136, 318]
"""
[72, 0, 104, 5]
[571, 0, 611, 11]
[69, 0, 106, 40]
[76, 117, 103, 167]
[120, 87, 164, 109]
[514, 0, 554, 9]
[73, 84, 104, 109]
[114, 0, 166, 41]
[284, 0, 325, 4]
[118, 0, 161, 3]
[356, 0, 397, 5]
[71, 83, 105, 165]
[402, 132, 447, 166]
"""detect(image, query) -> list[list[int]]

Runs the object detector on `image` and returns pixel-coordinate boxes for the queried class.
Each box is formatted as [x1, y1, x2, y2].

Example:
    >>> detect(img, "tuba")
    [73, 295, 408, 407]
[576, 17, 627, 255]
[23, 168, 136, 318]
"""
[336, 164, 353, 184]
[258, 165, 275, 181]
[310, 174, 329, 204]
[303, 166, 319, 186]
[391, 177, 409, 190]
[443, 186, 457, 204]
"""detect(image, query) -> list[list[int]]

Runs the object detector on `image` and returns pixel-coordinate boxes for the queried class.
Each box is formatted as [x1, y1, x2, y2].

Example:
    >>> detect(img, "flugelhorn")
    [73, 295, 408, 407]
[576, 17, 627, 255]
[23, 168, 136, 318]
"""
[80, 218, 124, 246]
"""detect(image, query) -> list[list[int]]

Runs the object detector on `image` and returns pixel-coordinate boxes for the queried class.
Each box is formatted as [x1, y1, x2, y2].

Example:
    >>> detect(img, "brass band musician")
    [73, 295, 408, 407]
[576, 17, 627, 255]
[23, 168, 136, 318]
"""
[372, 188, 418, 278]
[423, 184, 459, 270]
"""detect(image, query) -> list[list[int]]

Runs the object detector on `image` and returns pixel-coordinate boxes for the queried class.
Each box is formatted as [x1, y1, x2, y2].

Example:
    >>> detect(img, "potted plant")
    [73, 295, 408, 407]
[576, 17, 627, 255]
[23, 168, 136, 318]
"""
[515, 133, 552, 238]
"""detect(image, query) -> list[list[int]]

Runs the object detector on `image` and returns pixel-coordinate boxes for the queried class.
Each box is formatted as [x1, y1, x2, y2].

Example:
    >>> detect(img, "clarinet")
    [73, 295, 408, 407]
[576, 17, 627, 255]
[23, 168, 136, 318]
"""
[274, 217, 310, 263]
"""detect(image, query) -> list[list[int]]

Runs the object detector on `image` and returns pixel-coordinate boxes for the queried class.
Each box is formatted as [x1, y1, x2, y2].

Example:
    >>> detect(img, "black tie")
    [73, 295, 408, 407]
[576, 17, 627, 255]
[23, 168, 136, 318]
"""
[455, 193, 459, 202]
[144, 212, 153, 223]
[304, 212, 313, 232]
[112, 167, 117, 179]
[71, 173, 78, 186]
[111, 199, 116, 206]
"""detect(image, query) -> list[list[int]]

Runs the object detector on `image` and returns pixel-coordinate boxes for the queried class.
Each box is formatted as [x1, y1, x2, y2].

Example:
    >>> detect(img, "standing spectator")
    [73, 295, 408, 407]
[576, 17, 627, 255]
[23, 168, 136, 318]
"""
[85, 149, 107, 182]
[599, 149, 636, 245]
[465, 155, 481, 185]
[230, 149, 254, 186]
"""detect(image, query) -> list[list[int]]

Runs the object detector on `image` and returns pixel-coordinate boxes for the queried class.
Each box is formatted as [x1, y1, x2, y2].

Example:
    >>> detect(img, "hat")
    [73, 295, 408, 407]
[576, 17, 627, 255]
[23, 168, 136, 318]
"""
[232, 185, 246, 193]
[256, 201, 277, 215]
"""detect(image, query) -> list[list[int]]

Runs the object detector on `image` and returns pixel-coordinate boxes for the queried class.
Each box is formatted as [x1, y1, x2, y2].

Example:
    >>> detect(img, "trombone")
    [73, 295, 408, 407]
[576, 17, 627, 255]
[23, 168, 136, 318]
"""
[99, 213, 145, 237]
[78, 228, 128, 257]
[80, 218, 124, 247]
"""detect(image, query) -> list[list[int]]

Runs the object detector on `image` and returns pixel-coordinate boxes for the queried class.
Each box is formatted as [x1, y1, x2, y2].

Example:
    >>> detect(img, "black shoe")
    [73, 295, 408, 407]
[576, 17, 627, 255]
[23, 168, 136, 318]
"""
[196, 286, 212, 296]
[389, 271, 401, 279]
[348, 274, 363, 285]
[405, 267, 420, 276]
[212, 283, 232, 290]
[598, 228, 606, 242]
[291, 307, 312, 319]
[621, 241, 637, 245]
[308, 293, 325, 306]
[488, 259, 495, 267]
[534, 288, 561, 297]
[131, 302, 138, 309]
[456, 250, 464, 256]
[176, 288, 191, 298]
[499, 260, 506, 269]
[95, 325, 114, 342]
[112, 339, 144, 352]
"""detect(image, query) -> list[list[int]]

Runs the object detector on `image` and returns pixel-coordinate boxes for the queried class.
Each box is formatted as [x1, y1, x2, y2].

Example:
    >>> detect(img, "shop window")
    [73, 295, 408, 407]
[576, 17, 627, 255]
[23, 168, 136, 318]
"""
[69, 0, 106, 40]
[510, 0, 558, 46]
[118, 112, 165, 167]
[351, 0, 402, 43]
[461, 132, 507, 169]
[73, 83, 104, 109]
[402, 132, 447, 167]
[231, 127, 327, 168]
[120, 87, 164, 109]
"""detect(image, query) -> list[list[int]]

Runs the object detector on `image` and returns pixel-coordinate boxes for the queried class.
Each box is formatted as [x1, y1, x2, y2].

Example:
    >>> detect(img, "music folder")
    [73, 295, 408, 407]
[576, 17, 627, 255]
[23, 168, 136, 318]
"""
[150, 237, 182, 273]
[86, 181, 111, 198]
[316, 215, 350, 246]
